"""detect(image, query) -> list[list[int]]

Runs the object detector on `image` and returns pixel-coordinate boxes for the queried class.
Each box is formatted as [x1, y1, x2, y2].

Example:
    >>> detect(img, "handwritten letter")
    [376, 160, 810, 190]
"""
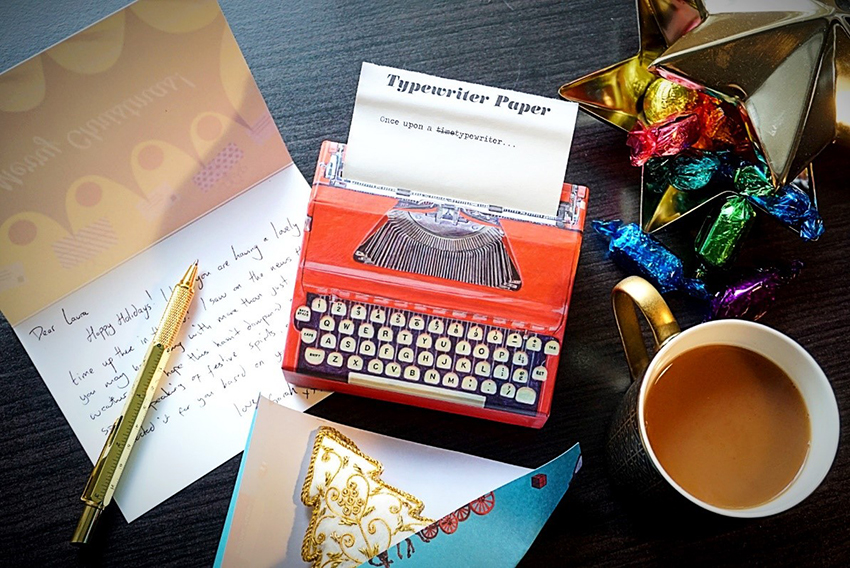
[15, 166, 327, 521]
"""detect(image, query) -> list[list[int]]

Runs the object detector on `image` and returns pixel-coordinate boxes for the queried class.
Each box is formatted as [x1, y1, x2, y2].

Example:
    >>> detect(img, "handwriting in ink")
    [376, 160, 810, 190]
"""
[62, 307, 89, 326]
[28, 324, 55, 341]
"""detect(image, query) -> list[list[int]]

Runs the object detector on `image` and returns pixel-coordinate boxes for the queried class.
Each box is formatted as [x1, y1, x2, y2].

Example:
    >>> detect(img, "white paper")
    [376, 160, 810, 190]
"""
[345, 62, 579, 216]
[14, 165, 329, 521]
[215, 397, 530, 567]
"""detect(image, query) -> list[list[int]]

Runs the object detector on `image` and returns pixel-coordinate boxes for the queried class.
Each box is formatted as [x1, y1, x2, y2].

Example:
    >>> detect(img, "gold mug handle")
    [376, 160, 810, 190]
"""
[612, 276, 681, 382]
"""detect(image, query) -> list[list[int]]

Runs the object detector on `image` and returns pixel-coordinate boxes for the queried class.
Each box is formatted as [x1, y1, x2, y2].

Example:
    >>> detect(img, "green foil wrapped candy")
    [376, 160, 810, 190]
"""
[696, 196, 756, 269]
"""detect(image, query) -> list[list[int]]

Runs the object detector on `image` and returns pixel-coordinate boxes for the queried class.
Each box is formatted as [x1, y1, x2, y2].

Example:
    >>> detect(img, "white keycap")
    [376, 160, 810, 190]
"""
[428, 319, 445, 334]
[398, 347, 415, 363]
[338, 319, 355, 335]
[320, 334, 337, 349]
[359, 341, 376, 357]
[532, 366, 548, 381]
[480, 379, 498, 395]
[386, 362, 402, 378]
[331, 301, 346, 316]
[390, 312, 406, 327]
[358, 323, 374, 339]
[327, 352, 343, 368]
[461, 376, 478, 391]
[436, 354, 453, 370]
[455, 358, 472, 373]
[447, 322, 465, 337]
[467, 326, 484, 341]
[351, 304, 367, 320]
[516, 387, 537, 405]
[526, 336, 542, 352]
[397, 330, 414, 345]
[442, 372, 460, 388]
[347, 355, 363, 371]
[455, 341, 472, 356]
[370, 308, 387, 324]
[474, 361, 491, 377]
[300, 328, 317, 344]
[434, 337, 452, 352]
[544, 340, 561, 356]
[506, 333, 523, 348]
[512, 368, 529, 384]
[416, 334, 433, 349]
[487, 329, 504, 344]
[319, 316, 335, 331]
[409, 315, 425, 331]
[377, 326, 394, 342]
[493, 364, 510, 380]
[424, 369, 441, 385]
[311, 297, 327, 313]
[367, 358, 383, 374]
[500, 383, 517, 399]
[418, 351, 434, 367]
[472, 344, 489, 359]
[493, 348, 509, 363]
[379, 344, 395, 360]
[513, 351, 529, 366]
[340, 336, 357, 353]
[295, 306, 311, 322]
[304, 348, 325, 365]
[403, 366, 420, 381]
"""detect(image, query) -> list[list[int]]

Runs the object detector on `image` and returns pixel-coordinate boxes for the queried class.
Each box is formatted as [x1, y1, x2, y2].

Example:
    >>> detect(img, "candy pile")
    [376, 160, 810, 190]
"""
[595, 78, 823, 320]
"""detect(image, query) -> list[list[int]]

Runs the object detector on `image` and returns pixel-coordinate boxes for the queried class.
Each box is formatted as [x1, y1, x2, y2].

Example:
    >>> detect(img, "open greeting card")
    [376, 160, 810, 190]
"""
[0, 0, 327, 521]
[215, 397, 581, 567]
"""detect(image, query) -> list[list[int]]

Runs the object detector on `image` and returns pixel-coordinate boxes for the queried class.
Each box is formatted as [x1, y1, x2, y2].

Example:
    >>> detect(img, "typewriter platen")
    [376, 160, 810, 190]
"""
[283, 141, 587, 428]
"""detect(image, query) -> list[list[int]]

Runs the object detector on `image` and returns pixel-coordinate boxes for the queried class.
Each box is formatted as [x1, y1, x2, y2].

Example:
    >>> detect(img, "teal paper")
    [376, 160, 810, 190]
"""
[360, 443, 582, 568]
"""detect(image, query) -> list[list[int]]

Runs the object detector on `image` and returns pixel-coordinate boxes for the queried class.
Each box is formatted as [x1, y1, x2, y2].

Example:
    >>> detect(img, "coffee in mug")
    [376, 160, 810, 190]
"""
[606, 276, 839, 517]
[643, 344, 810, 509]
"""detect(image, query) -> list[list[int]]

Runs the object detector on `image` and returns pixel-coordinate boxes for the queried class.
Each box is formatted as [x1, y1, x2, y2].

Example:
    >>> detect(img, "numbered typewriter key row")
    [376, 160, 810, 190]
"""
[293, 294, 561, 416]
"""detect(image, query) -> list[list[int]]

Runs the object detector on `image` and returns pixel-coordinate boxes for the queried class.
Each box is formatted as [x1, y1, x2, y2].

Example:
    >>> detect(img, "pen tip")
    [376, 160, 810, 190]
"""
[180, 262, 199, 287]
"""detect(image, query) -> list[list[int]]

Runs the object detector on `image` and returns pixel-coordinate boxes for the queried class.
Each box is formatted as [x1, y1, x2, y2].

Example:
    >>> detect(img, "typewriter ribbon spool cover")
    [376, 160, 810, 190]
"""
[282, 142, 587, 428]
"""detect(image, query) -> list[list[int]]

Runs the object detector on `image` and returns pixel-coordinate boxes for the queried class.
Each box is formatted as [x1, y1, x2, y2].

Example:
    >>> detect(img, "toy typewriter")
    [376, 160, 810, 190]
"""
[283, 141, 587, 427]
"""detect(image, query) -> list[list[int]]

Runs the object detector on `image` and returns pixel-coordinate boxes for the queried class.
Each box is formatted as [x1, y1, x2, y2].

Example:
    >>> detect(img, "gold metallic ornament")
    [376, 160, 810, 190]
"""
[301, 427, 433, 568]
[642, 77, 700, 124]
[559, 0, 702, 131]
[651, 0, 850, 186]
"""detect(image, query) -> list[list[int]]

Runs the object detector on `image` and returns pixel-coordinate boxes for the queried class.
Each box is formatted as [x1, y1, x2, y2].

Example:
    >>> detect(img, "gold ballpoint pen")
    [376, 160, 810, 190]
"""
[71, 262, 198, 545]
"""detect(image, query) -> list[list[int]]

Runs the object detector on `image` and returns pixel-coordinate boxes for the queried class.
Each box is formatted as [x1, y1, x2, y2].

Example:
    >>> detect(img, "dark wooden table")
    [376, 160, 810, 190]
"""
[1, 1, 848, 566]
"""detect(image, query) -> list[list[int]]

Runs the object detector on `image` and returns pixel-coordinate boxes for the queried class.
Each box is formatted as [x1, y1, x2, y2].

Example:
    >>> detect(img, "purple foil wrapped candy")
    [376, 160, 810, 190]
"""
[593, 219, 708, 298]
[709, 261, 803, 321]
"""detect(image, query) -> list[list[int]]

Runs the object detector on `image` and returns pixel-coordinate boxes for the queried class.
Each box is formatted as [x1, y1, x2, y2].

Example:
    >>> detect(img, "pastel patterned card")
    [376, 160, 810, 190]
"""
[0, 0, 288, 325]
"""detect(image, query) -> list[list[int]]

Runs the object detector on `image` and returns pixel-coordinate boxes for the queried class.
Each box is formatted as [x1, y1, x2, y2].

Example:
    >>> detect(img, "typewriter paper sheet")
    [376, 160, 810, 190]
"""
[345, 63, 579, 216]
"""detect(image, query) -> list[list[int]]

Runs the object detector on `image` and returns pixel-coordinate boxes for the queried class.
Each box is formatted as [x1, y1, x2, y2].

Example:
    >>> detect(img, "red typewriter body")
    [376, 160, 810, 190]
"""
[283, 141, 587, 427]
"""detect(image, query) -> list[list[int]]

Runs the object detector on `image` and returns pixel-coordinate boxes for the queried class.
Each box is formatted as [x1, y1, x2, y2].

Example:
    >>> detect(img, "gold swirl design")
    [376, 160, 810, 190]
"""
[301, 427, 433, 568]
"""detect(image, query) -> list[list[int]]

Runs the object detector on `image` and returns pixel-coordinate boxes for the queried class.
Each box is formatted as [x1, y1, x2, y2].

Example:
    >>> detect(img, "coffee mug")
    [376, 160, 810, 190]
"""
[606, 276, 840, 517]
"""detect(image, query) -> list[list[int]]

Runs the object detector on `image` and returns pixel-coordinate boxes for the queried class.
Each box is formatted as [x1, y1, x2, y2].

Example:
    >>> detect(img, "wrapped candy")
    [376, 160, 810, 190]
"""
[709, 261, 803, 321]
[642, 78, 700, 125]
[627, 114, 701, 166]
[669, 151, 720, 191]
[592, 220, 707, 298]
[695, 196, 756, 270]
[735, 165, 824, 241]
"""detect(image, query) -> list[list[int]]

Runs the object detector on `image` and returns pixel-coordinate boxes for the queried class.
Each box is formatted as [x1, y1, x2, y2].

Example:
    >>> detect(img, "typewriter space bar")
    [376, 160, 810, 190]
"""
[348, 373, 486, 408]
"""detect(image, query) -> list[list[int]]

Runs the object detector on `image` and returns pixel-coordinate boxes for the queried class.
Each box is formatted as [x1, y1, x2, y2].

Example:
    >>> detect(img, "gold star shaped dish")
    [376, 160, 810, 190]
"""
[559, 0, 702, 131]
[652, 0, 850, 186]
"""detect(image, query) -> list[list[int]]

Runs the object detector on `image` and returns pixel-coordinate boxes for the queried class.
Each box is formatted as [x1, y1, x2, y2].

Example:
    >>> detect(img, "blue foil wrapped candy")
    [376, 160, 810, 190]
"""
[593, 220, 707, 298]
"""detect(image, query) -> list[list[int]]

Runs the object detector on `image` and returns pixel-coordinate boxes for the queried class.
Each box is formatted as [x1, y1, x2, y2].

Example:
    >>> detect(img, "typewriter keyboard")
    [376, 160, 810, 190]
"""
[293, 293, 560, 415]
